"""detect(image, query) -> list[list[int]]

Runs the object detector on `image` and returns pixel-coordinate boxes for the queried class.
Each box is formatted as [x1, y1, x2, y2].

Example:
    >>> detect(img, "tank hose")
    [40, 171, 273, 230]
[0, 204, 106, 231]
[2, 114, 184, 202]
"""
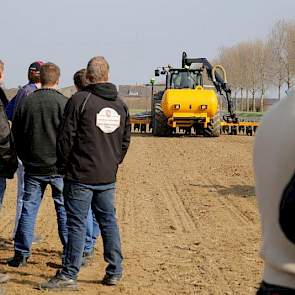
[212, 65, 227, 84]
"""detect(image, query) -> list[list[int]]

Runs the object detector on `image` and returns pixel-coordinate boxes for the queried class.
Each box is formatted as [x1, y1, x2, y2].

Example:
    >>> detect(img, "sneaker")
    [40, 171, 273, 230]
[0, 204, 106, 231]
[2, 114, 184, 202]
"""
[7, 253, 28, 267]
[0, 273, 9, 284]
[102, 273, 122, 286]
[81, 250, 94, 267]
[39, 270, 78, 291]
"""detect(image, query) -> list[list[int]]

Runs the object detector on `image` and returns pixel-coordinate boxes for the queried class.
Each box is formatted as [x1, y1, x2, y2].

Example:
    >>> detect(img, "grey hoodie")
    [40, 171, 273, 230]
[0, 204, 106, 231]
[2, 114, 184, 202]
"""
[254, 87, 295, 289]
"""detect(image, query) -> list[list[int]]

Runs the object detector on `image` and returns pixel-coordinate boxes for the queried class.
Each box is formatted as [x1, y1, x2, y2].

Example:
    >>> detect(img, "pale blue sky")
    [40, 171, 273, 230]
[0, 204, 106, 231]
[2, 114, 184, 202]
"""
[1, 0, 295, 88]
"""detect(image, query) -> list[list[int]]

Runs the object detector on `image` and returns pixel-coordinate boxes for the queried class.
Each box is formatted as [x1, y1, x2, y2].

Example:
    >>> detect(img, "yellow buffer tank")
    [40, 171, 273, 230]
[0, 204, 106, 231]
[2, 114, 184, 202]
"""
[161, 86, 219, 120]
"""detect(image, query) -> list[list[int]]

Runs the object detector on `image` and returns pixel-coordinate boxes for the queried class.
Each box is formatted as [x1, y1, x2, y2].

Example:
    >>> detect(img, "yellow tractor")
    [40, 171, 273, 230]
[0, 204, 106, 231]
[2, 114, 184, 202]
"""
[151, 52, 238, 137]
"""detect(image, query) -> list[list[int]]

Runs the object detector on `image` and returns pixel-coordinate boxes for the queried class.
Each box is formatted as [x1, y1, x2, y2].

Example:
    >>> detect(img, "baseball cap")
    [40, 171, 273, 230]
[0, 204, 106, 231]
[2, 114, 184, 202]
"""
[28, 61, 44, 73]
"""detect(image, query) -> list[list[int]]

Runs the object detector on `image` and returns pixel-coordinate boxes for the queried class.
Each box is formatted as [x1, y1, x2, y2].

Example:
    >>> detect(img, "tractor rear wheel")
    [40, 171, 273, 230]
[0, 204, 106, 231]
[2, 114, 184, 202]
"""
[152, 102, 172, 136]
[203, 112, 221, 137]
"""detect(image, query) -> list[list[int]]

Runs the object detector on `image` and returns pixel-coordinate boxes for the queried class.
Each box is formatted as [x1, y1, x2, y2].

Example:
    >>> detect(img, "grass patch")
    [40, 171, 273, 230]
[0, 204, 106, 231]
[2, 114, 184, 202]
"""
[236, 112, 264, 118]
[129, 109, 147, 115]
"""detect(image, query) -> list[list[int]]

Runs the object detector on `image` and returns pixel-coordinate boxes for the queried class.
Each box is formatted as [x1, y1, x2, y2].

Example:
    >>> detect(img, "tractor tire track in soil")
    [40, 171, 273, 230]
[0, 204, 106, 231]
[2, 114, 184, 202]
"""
[0, 136, 262, 294]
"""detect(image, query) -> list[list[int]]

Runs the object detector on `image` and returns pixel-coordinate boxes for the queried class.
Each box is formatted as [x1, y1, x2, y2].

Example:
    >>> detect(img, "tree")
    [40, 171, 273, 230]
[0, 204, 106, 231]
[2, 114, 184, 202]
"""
[284, 21, 295, 89]
[267, 20, 295, 98]
[214, 18, 295, 110]
[253, 40, 271, 112]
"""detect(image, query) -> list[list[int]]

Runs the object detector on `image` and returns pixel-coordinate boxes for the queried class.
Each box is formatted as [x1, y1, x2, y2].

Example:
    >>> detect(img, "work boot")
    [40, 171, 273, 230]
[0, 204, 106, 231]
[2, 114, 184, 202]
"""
[39, 270, 78, 291]
[0, 273, 9, 283]
[102, 273, 122, 286]
[7, 253, 28, 267]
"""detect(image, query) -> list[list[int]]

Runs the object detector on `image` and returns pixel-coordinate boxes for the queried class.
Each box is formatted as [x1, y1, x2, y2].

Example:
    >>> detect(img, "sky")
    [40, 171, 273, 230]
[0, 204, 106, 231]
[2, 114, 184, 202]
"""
[1, 0, 295, 88]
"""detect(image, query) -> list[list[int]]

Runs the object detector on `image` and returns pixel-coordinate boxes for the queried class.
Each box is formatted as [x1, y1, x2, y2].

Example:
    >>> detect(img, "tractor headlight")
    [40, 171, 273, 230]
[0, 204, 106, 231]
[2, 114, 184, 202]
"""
[200, 105, 207, 110]
[173, 104, 181, 110]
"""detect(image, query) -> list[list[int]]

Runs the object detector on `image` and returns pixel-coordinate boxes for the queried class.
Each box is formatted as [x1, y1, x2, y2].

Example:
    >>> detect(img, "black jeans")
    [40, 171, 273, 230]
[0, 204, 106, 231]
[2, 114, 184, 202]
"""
[257, 281, 295, 295]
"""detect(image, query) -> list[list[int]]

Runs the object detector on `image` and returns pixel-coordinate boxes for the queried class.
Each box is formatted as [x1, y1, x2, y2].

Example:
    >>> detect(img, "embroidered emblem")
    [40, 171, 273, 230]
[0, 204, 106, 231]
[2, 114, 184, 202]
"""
[96, 108, 121, 133]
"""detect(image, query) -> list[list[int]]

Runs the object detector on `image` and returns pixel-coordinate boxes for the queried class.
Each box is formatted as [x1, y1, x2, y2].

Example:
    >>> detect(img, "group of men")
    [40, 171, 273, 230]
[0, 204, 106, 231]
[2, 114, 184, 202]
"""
[0, 56, 131, 291]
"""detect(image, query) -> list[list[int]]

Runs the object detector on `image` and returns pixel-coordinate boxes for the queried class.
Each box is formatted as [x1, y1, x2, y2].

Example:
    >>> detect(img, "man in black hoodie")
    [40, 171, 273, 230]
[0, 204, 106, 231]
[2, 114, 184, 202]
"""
[41, 56, 131, 291]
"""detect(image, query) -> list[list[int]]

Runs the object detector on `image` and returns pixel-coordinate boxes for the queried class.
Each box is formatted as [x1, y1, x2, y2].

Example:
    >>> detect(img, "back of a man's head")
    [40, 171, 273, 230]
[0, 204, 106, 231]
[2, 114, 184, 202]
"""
[28, 61, 44, 84]
[86, 56, 109, 84]
[73, 69, 88, 91]
[41, 63, 60, 87]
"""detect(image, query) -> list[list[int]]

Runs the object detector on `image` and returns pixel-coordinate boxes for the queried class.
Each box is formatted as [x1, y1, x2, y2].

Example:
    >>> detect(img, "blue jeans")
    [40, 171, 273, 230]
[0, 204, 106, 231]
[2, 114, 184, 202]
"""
[84, 208, 100, 254]
[0, 177, 6, 208]
[14, 174, 68, 257]
[13, 160, 25, 237]
[62, 181, 122, 280]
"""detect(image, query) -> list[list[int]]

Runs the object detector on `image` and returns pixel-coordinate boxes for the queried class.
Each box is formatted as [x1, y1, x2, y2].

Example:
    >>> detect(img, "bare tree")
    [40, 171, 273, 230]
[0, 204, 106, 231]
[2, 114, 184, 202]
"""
[218, 43, 253, 111]
[284, 21, 295, 89]
[217, 46, 241, 111]
[254, 40, 271, 112]
[268, 20, 288, 99]
[214, 18, 295, 111]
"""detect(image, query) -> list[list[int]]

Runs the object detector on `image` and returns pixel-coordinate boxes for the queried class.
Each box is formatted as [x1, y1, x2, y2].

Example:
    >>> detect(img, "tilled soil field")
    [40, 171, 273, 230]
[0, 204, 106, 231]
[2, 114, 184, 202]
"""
[0, 136, 262, 294]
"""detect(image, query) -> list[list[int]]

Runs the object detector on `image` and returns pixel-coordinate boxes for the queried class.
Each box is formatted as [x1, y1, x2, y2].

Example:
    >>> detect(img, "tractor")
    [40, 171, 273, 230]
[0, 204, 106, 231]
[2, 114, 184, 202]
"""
[151, 52, 238, 137]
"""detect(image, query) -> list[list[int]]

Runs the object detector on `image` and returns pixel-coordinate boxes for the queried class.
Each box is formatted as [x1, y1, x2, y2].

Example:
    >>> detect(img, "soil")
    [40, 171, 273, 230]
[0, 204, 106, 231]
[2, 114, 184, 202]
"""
[0, 135, 262, 295]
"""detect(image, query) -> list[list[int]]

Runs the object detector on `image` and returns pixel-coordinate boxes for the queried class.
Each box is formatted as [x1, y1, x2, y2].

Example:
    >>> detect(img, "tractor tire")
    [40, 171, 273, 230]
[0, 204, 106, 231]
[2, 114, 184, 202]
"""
[152, 102, 172, 137]
[203, 112, 221, 137]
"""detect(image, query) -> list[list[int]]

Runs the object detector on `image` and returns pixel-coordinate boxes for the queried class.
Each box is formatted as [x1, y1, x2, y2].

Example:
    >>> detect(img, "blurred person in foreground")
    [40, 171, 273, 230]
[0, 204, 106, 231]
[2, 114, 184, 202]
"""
[40, 56, 131, 291]
[8, 63, 68, 267]
[6, 61, 44, 242]
[73, 69, 101, 266]
[254, 87, 295, 294]
[0, 59, 18, 283]
[0, 59, 11, 209]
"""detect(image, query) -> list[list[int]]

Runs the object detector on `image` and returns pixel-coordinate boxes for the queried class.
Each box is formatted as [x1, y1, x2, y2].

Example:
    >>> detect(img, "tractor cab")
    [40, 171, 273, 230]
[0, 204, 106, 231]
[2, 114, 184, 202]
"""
[155, 66, 203, 90]
[169, 69, 203, 89]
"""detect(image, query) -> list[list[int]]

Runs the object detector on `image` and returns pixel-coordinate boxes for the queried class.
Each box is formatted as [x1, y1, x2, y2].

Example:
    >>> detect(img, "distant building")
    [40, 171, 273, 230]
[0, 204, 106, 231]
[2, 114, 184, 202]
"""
[118, 84, 165, 98]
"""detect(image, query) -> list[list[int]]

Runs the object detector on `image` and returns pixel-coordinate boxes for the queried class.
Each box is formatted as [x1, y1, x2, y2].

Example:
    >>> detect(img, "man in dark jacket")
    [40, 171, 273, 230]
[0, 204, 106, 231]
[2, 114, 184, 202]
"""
[0, 60, 9, 108]
[8, 63, 68, 267]
[6, 61, 44, 240]
[0, 60, 17, 205]
[0, 59, 17, 284]
[41, 56, 131, 291]
[73, 69, 101, 267]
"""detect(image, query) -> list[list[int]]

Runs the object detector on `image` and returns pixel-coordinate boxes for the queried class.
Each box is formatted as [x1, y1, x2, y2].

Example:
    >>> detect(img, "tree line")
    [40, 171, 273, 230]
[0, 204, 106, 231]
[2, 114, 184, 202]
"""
[214, 19, 295, 112]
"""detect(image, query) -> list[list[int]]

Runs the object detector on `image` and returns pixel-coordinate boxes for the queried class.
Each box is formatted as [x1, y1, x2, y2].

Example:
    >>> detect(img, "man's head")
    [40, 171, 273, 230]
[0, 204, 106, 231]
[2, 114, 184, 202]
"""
[86, 56, 109, 84]
[40, 63, 60, 89]
[73, 69, 88, 91]
[28, 61, 44, 84]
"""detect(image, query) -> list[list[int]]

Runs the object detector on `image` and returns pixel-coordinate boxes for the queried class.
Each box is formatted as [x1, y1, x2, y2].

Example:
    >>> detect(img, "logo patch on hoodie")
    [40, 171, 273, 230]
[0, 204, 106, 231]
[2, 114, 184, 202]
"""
[96, 108, 121, 133]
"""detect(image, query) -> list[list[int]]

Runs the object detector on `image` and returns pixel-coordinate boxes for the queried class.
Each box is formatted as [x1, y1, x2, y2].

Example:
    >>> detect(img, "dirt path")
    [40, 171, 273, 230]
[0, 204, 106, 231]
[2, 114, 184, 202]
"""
[0, 136, 262, 294]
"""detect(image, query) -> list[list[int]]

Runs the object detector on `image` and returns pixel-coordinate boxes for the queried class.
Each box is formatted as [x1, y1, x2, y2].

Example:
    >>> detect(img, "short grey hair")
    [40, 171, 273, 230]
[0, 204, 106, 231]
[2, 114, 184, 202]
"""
[86, 56, 109, 83]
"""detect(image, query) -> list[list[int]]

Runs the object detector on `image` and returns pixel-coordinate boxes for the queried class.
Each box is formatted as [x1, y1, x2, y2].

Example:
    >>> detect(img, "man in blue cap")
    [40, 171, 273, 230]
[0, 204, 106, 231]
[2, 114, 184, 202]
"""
[6, 61, 44, 241]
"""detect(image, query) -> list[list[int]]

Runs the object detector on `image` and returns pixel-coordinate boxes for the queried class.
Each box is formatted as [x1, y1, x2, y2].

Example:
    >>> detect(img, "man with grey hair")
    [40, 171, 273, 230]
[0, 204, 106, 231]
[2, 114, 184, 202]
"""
[41, 56, 131, 291]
